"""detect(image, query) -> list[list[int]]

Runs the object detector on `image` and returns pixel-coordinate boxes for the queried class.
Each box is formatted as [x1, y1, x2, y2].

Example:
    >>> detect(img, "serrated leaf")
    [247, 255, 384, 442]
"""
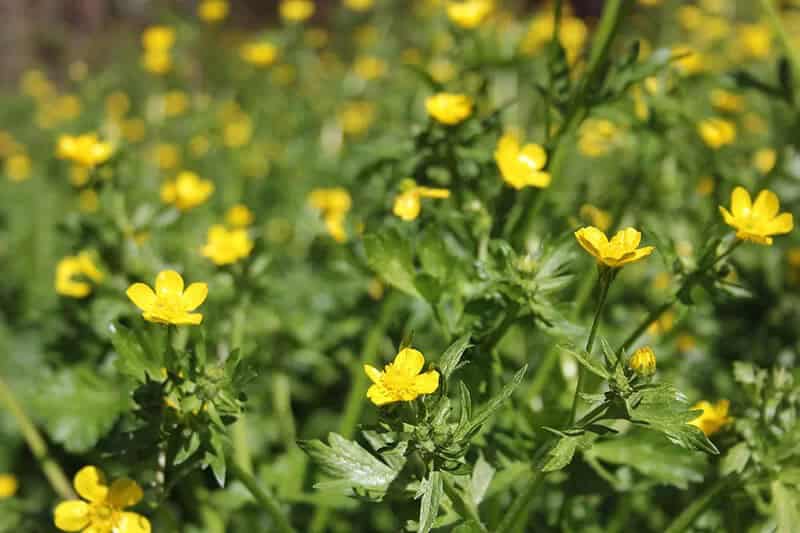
[439, 334, 472, 381]
[109, 322, 163, 382]
[364, 229, 420, 297]
[418, 471, 443, 533]
[720, 442, 750, 476]
[541, 433, 593, 472]
[559, 345, 610, 379]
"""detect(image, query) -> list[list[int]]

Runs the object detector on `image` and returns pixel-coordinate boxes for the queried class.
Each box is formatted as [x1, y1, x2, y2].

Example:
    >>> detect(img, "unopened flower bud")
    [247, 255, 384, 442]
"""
[629, 346, 656, 376]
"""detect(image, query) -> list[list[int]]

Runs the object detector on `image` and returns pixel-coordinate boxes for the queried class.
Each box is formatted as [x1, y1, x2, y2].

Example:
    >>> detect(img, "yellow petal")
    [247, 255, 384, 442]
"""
[765, 213, 794, 235]
[366, 383, 394, 406]
[126, 283, 157, 311]
[181, 282, 208, 311]
[53, 500, 91, 531]
[155, 270, 184, 297]
[413, 370, 440, 395]
[417, 187, 451, 199]
[73, 466, 108, 503]
[526, 170, 552, 188]
[108, 479, 143, 509]
[363, 364, 383, 384]
[173, 312, 203, 325]
[730, 186, 751, 218]
[718, 206, 736, 227]
[518, 143, 547, 170]
[610, 227, 642, 250]
[117, 512, 152, 533]
[621, 246, 655, 265]
[574, 226, 608, 259]
[752, 189, 779, 219]
[393, 348, 425, 376]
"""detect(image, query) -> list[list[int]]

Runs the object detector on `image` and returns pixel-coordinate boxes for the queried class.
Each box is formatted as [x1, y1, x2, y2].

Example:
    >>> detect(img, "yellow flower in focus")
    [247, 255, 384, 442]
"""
[309, 188, 352, 242]
[494, 132, 551, 190]
[574, 226, 654, 268]
[5, 153, 31, 182]
[141, 50, 172, 75]
[0, 474, 18, 499]
[446, 0, 493, 29]
[354, 56, 388, 80]
[345, 0, 374, 11]
[425, 92, 473, 125]
[697, 117, 736, 149]
[738, 23, 771, 59]
[198, 0, 229, 23]
[689, 400, 731, 436]
[57, 134, 113, 167]
[54, 466, 150, 533]
[719, 186, 794, 245]
[55, 252, 104, 298]
[629, 346, 656, 377]
[338, 101, 376, 136]
[579, 204, 612, 232]
[578, 119, 619, 157]
[226, 204, 255, 227]
[202, 225, 254, 265]
[161, 171, 214, 211]
[280, 0, 315, 22]
[240, 42, 279, 67]
[364, 348, 440, 406]
[710, 89, 744, 113]
[126, 270, 207, 325]
[753, 148, 777, 174]
[393, 180, 451, 221]
[142, 26, 175, 51]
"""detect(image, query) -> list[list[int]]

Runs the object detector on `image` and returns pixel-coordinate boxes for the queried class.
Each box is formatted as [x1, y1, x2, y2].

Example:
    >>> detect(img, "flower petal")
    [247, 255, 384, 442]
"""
[363, 364, 383, 384]
[413, 370, 440, 395]
[182, 282, 208, 311]
[730, 186, 751, 217]
[765, 212, 794, 235]
[752, 189, 780, 219]
[518, 143, 547, 171]
[155, 270, 184, 297]
[117, 512, 152, 533]
[393, 348, 425, 376]
[108, 479, 143, 509]
[126, 283, 157, 311]
[526, 170, 552, 188]
[173, 312, 203, 325]
[53, 500, 91, 531]
[610, 227, 642, 250]
[73, 466, 108, 503]
[718, 206, 736, 227]
[574, 226, 608, 259]
[366, 384, 394, 406]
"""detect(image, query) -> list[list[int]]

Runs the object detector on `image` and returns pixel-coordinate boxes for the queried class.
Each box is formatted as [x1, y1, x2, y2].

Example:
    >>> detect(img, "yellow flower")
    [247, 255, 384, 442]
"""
[364, 348, 440, 406]
[345, 0, 374, 11]
[494, 132, 551, 190]
[574, 226, 654, 268]
[105, 91, 131, 118]
[689, 400, 731, 436]
[697, 117, 736, 149]
[309, 188, 352, 242]
[152, 143, 181, 170]
[0, 474, 18, 499]
[738, 23, 771, 59]
[521, 13, 587, 64]
[393, 180, 451, 221]
[226, 204, 254, 227]
[428, 58, 457, 83]
[164, 90, 189, 117]
[5, 153, 31, 182]
[354, 56, 388, 80]
[710, 89, 745, 113]
[579, 204, 612, 231]
[647, 310, 674, 335]
[753, 148, 777, 174]
[629, 346, 656, 377]
[55, 252, 104, 298]
[240, 42, 279, 67]
[142, 26, 175, 51]
[160, 171, 214, 211]
[672, 45, 706, 75]
[223, 115, 253, 148]
[198, 0, 229, 23]
[54, 466, 150, 533]
[719, 186, 794, 245]
[578, 119, 619, 157]
[446, 0, 494, 29]
[202, 225, 254, 265]
[280, 0, 315, 22]
[122, 118, 146, 143]
[338, 101, 376, 136]
[425, 92, 473, 125]
[126, 270, 208, 325]
[141, 50, 172, 75]
[57, 134, 113, 167]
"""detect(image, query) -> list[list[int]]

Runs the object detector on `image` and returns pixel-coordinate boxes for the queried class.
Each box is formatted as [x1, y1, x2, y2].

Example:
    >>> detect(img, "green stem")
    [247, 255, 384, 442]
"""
[0, 374, 74, 499]
[230, 461, 296, 533]
[664, 476, 733, 533]
[760, 0, 800, 95]
[231, 298, 252, 473]
[495, 470, 544, 533]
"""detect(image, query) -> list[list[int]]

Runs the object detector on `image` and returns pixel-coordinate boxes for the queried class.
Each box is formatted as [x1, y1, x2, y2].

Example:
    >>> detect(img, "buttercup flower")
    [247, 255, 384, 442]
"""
[240, 42, 279, 67]
[5, 153, 31, 182]
[629, 346, 656, 377]
[689, 400, 731, 436]
[364, 348, 440, 406]
[338, 101, 376, 136]
[710, 89, 745, 113]
[226, 204, 254, 227]
[521, 12, 587, 64]
[393, 179, 451, 221]
[126, 270, 208, 325]
[160, 171, 214, 211]
[57, 134, 113, 167]
[0, 474, 17, 499]
[579, 204, 612, 231]
[697, 117, 736, 149]
[55, 252, 104, 298]
[753, 148, 776, 174]
[494, 132, 551, 190]
[198, 0, 229, 23]
[446, 0, 494, 29]
[141, 26, 175, 51]
[574, 226, 654, 268]
[425, 92, 473, 125]
[280, 0, 315, 22]
[345, 0, 374, 11]
[54, 466, 150, 533]
[719, 187, 793, 245]
[354, 56, 388, 81]
[202, 225, 254, 265]
[578, 119, 619, 157]
[309, 187, 352, 242]
[141, 50, 172, 75]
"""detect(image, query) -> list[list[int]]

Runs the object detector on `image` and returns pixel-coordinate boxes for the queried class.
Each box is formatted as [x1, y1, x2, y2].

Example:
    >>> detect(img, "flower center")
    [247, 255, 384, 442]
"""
[381, 366, 417, 399]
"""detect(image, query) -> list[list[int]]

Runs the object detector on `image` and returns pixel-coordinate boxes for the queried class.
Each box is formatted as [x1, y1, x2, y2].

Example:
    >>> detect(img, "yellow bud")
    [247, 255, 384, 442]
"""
[629, 346, 656, 376]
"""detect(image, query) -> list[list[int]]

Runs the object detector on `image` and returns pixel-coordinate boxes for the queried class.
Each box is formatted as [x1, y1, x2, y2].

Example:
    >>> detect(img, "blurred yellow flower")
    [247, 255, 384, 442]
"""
[710, 89, 744, 113]
[428, 58, 457, 83]
[189, 135, 210, 157]
[202, 225, 254, 265]
[338, 101, 376, 136]
[223, 115, 253, 147]
[697, 117, 736, 149]
[105, 91, 131, 118]
[364, 348, 440, 406]
[161, 171, 214, 211]
[141, 50, 172, 75]
[127, 270, 207, 325]
[79, 189, 99, 213]
[198, 0, 229, 23]
[70, 166, 91, 187]
[345, 0, 374, 11]
[0, 131, 20, 157]
[54, 466, 150, 533]
[677, 5, 702, 30]
[226, 204, 255, 227]
[240, 42, 279, 67]
[719, 186, 793, 245]
[579, 204, 612, 232]
[738, 23, 771, 59]
[425, 92, 473, 125]
[309, 188, 351, 242]
[55, 252, 104, 298]
[57, 134, 113, 167]
[122, 118, 146, 143]
[574, 226, 654, 268]
[5, 153, 31, 182]
[696, 176, 715, 196]
[152, 143, 181, 170]
[578, 119, 619, 157]
[0, 474, 18, 499]
[55, 94, 82, 122]
[393, 180, 450, 221]
[495, 132, 551, 190]
[354, 56, 388, 80]
[281, 0, 315, 22]
[647, 310, 674, 335]
[629, 346, 656, 376]
[672, 45, 706, 75]
[446, 0, 493, 29]
[305, 28, 329, 48]
[676, 334, 697, 353]
[142, 26, 175, 51]
[753, 148, 777, 174]
[689, 400, 731, 436]
[521, 13, 587, 64]
[164, 90, 189, 117]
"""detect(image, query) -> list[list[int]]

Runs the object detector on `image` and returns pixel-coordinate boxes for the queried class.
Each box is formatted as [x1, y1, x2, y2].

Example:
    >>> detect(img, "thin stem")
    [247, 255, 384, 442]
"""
[0, 374, 74, 499]
[231, 298, 252, 473]
[664, 476, 733, 533]
[230, 461, 296, 533]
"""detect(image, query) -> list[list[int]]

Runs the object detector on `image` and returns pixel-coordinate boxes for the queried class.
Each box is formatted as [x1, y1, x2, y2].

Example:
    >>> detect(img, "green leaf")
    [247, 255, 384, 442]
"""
[364, 228, 420, 297]
[541, 433, 593, 472]
[455, 366, 527, 441]
[559, 345, 610, 380]
[417, 471, 443, 533]
[470, 454, 495, 505]
[438, 334, 472, 381]
[109, 322, 163, 382]
[772, 480, 800, 533]
[720, 442, 750, 476]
